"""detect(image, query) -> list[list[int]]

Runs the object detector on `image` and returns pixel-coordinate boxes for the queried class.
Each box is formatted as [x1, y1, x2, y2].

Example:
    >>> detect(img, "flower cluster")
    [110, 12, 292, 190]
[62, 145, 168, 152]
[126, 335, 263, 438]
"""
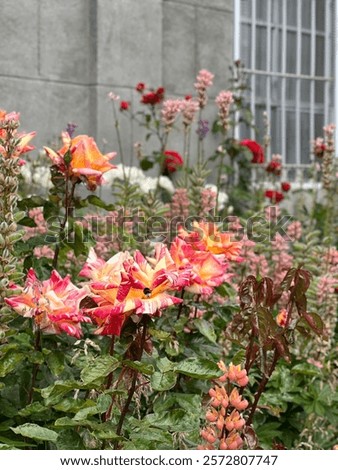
[194, 69, 214, 108]
[198, 362, 249, 450]
[170, 221, 242, 295]
[266, 154, 282, 176]
[181, 96, 200, 127]
[0, 109, 36, 160]
[5, 269, 91, 338]
[80, 244, 191, 336]
[44, 133, 117, 191]
[137, 83, 165, 106]
[312, 137, 326, 159]
[215, 90, 234, 133]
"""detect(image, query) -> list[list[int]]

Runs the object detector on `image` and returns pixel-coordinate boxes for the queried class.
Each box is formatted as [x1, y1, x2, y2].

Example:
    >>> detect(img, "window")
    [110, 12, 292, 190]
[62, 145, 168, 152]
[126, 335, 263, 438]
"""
[234, 0, 336, 168]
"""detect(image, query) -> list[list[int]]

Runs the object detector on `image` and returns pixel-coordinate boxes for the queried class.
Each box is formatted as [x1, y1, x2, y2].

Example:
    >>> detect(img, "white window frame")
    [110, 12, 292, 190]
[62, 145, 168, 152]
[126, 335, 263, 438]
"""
[233, 0, 337, 168]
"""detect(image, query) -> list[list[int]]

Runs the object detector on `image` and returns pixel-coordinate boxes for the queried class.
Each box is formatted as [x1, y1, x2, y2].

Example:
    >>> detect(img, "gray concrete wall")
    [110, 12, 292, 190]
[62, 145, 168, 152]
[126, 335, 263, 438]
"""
[0, 0, 234, 165]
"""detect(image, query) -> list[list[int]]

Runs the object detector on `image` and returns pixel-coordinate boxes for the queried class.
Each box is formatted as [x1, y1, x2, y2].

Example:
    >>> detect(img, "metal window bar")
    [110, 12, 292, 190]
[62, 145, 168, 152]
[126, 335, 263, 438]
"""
[236, 0, 335, 167]
[281, 0, 287, 162]
[324, 0, 331, 126]
[266, 0, 272, 161]
[250, 0, 257, 141]
[309, 0, 316, 152]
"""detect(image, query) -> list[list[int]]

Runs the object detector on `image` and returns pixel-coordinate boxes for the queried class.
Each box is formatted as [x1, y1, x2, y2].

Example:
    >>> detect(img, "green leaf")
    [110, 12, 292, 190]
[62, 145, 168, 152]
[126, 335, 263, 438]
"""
[0, 350, 25, 377]
[41, 381, 81, 406]
[91, 423, 119, 440]
[73, 406, 99, 421]
[140, 158, 154, 171]
[17, 196, 46, 210]
[123, 360, 154, 376]
[97, 394, 112, 414]
[19, 402, 49, 418]
[175, 357, 222, 379]
[151, 371, 177, 391]
[46, 351, 65, 376]
[194, 318, 217, 343]
[56, 430, 85, 450]
[291, 363, 322, 377]
[80, 356, 120, 385]
[17, 216, 37, 227]
[86, 195, 115, 211]
[11, 424, 58, 442]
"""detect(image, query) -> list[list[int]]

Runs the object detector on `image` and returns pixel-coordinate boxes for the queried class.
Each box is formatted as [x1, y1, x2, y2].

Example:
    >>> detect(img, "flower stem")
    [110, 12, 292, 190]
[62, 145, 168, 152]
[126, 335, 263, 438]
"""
[52, 181, 77, 270]
[246, 349, 279, 426]
[176, 289, 185, 320]
[28, 328, 42, 404]
[114, 316, 149, 447]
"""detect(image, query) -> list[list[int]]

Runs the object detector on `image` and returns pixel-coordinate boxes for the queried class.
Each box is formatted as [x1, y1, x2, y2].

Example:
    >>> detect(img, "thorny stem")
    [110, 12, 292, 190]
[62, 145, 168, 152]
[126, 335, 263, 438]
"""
[111, 100, 127, 182]
[52, 180, 77, 270]
[183, 126, 192, 187]
[176, 289, 185, 320]
[246, 349, 279, 427]
[103, 335, 116, 422]
[114, 316, 149, 447]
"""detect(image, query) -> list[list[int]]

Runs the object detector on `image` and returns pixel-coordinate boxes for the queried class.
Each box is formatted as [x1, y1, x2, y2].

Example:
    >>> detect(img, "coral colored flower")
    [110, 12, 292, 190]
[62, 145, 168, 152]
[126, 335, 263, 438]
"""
[5, 269, 91, 338]
[79, 248, 132, 283]
[120, 101, 130, 111]
[84, 244, 191, 336]
[164, 150, 183, 173]
[44, 133, 116, 190]
[265, 190, 284, 203]
[170, 237, 229, 295]
[136, 82, 145, 93]
[240, 139, 264, 164]
[178, 221, 242, 262]
[281, 181, 291, 192]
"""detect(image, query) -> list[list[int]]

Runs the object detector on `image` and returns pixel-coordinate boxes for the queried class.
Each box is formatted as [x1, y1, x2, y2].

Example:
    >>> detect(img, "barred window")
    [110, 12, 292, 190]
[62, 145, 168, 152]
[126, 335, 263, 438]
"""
[234, 0, 335, 166]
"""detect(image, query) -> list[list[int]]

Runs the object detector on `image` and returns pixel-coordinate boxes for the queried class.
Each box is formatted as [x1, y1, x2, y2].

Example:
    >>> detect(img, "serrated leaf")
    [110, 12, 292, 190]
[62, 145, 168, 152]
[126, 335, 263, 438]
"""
[0, 350, 25, 377]
[175, 358, 222, 379]
[151, 371, 177, 391]
[73, 406, 99, 421]
[56, 430, 85, 450]
[18, 402, 48, 417]
[41, 380, 81, 406]
[46, 351, 65, 376]
[194, 318, 217, 343]
[123, 360, 154, 376]
[80, 356, 120, 385]
[11, 424, 58, 442]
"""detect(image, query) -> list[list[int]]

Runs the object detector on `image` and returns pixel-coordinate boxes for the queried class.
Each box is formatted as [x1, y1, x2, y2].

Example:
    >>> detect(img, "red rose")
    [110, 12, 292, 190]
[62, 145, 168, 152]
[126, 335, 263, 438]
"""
[265, 190, 284, 203]
[136, 82, 145, 93]
[281, 182, 291, 192]
[141, 92, 158, 105]
[240, 139, 264, 164]
[141, 87, 165, 106]
[266, 160, 282, 176]
[120, 101, 130, 111]
[164, 150, 183, 173]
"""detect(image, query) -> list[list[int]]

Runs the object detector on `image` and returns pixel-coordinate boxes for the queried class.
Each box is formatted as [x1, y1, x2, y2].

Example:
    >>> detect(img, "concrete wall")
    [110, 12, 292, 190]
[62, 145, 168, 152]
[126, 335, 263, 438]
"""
[0, 0, 234, 164]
